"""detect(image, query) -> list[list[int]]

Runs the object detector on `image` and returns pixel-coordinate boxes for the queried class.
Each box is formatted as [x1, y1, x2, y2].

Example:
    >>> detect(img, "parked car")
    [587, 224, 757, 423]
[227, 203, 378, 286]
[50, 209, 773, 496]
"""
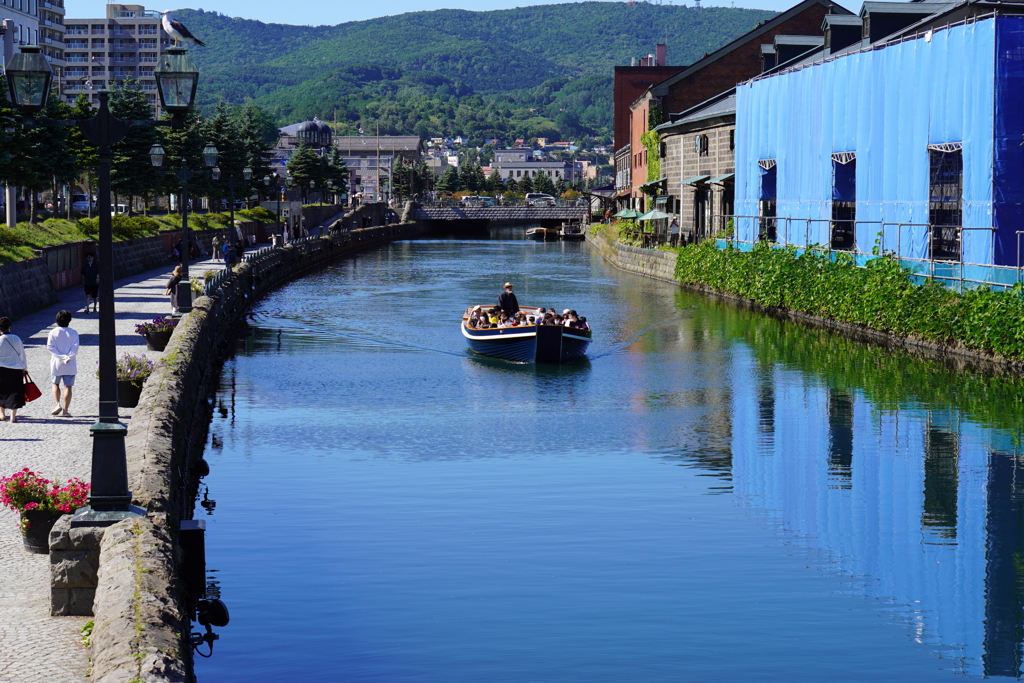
[478, 196, 496, 207]
[71, 193, 96, 212]
[111, 204, 129, 215]
[525, 193, 556, 207]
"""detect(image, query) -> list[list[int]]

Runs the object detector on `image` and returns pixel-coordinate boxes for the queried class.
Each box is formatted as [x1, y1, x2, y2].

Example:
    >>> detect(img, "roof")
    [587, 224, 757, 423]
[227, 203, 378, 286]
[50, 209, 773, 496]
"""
[860, 1, 953, 17]
[761, 44, 777, 55]
[822, 14, 863, 27]
[656, 89, 736, 132]
[774, 35, 825, 46]
[648, 0, 853, 99]
[333, 136, 423, 154]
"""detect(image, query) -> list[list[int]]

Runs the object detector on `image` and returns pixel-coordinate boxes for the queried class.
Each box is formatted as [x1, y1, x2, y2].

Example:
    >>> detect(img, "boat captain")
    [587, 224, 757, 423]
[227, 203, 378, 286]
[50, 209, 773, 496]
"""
[498, 282, 520, 315]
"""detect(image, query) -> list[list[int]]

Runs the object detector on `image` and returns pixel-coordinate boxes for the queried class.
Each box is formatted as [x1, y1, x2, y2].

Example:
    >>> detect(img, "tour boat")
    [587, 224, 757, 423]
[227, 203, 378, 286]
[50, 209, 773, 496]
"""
[460, 305, 592, 363]
[526, 227, 560, 241]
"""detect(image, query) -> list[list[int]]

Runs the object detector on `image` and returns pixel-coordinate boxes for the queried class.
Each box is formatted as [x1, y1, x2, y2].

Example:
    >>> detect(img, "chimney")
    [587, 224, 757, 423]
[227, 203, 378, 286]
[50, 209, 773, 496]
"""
[656, 43, 666, 66]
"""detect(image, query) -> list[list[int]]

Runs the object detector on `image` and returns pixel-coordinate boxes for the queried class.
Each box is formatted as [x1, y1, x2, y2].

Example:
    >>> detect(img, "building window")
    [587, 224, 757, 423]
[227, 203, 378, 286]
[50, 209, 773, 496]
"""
[758, 160, 777, 242]
[695, 134, 709, 157]
[729, 130, 735, 151]
[831, 152, 856, 250]
[928, 144, 963, 261]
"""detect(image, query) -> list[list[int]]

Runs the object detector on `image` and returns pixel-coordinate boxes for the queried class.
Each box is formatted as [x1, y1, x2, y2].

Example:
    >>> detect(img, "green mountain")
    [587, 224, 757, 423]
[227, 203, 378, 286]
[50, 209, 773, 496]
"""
[177, 2, 776, 143]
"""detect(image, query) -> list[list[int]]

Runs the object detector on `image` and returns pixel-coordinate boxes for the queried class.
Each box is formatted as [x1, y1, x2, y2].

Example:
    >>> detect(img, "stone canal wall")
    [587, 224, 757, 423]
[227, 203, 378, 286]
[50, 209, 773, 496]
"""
[86, 222, 427, 683]
[586, 227, 677, 283]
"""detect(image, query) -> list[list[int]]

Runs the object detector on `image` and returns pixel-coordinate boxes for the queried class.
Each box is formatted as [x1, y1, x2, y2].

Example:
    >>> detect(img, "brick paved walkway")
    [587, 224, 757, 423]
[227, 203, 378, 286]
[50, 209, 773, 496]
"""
[0, 255, 224, 683]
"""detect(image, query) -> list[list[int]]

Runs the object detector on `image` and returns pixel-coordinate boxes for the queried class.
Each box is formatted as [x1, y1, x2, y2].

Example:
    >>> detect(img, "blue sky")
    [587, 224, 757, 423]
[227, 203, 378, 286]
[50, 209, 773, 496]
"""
[75, 0, 816, 27]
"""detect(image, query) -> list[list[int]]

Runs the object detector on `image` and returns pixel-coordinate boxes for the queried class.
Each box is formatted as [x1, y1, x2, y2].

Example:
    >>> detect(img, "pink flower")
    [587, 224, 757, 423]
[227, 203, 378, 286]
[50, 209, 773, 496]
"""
[24, 502, 38, 510]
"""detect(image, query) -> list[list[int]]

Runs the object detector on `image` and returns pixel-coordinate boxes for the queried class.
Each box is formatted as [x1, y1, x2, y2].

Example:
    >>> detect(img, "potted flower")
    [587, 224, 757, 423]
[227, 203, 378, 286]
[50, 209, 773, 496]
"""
[135, 316, 178, 352]
[114, 353, 155, 408]
[1, 469, 90, 553]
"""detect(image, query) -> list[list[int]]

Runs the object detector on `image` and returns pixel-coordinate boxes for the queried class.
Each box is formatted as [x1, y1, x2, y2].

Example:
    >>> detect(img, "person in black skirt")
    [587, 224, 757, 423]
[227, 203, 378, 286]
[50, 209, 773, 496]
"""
[164, 266, 183, 314]
[0, 317, 29, 423]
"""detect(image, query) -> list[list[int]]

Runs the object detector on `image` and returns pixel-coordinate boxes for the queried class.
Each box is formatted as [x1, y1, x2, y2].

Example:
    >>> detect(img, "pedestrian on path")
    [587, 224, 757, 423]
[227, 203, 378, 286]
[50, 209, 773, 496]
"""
[165, 265, 183, 314]
[80, 252, 99, 313]
[46, 310, 78, 417]
[212, 234, 222, 262]
[0, 316, 29, 423]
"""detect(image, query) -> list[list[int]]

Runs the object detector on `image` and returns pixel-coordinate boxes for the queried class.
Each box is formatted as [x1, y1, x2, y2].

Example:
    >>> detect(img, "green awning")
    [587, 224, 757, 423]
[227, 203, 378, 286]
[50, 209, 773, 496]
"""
[638, 177, 667, 189]
[613, 209, 640, 218]
[710, 173, 735, 184]
[683, 175, 711, 185]
[637, 209, 673, 221]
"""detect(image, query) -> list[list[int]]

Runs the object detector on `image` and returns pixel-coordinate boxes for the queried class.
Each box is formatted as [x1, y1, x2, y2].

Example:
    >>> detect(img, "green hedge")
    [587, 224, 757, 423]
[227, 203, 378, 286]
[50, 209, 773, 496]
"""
[674, 240, 1024, 359]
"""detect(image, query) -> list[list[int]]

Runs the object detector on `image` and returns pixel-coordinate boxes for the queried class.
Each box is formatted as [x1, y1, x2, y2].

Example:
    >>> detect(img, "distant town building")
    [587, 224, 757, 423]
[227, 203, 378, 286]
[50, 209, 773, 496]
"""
[491, 149, 581, 184]
[333, 135, 423, 202]
[62, 4, 172, 114]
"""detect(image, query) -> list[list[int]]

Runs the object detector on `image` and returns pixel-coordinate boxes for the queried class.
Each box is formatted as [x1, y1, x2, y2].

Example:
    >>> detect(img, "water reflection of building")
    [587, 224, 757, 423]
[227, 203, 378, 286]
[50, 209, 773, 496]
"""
[723, 346, 1024, 676]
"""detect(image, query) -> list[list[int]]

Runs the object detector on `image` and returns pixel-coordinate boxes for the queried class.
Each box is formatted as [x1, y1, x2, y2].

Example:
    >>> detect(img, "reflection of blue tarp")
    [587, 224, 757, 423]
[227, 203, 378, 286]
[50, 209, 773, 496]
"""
[832, 160, 855, 202]
[735, 18, 1017, 265]
[759, 165, 776, 200]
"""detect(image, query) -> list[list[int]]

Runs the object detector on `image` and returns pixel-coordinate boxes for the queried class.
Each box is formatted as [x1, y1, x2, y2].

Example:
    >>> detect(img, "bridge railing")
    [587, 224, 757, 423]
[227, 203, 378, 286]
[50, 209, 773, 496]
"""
[417, 198, 589, 209]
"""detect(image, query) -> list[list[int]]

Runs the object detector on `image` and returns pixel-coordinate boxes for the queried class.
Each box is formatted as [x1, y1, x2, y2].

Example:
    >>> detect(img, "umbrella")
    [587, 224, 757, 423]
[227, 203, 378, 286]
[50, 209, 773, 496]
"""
[637, 210, 673, 220]
[613, 208, 640, 218]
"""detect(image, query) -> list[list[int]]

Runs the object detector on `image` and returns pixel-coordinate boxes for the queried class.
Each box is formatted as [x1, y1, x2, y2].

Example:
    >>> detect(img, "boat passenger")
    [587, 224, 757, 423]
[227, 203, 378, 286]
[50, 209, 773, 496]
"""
[488, 309, 500, 324]
[498, 282, 520, 315]
[467, 318, 477, 329]
[527, 316, 535, 325]
[579, 316, 590, 331]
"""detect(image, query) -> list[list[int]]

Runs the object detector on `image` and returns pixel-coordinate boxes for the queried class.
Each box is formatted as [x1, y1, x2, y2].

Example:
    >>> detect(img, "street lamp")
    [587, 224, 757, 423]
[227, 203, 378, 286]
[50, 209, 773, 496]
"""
[264, 174, 282, 236]
[151, 144, 218, 315]
[216, 165, 252, 246]
[153, 47, 199, 113]
[5, 46, 155, 525]
[5, 45, 52, 114]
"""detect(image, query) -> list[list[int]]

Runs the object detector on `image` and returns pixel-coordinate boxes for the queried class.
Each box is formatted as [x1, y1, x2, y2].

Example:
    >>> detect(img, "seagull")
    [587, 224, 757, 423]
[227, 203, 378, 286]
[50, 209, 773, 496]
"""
[160, 11, 206, 47]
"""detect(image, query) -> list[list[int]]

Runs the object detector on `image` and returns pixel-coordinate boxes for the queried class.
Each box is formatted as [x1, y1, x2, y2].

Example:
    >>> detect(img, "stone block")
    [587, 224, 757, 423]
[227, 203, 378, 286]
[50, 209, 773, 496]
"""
[50, 549, 99, 588]
[50, 588, 70, 616]
[68, 588, 96, 616]
[69, 524, 106, 551]
[48, 514, 73, 551]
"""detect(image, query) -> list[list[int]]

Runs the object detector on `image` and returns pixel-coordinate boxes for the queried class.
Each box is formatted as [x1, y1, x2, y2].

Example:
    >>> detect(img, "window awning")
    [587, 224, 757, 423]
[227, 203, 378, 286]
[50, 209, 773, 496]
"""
[758, 159, 776, 170]
[639, 177, 667, 189]
[710, 173, 734, 184]
[928, 142, 962, 153]
[683, 175, 710, 185]
[831, 151, 856, 165]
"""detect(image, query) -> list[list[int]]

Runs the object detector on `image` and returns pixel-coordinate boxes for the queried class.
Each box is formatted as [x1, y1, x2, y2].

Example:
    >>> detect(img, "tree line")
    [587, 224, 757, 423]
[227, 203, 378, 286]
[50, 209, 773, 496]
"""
[0, 80, 292, 221]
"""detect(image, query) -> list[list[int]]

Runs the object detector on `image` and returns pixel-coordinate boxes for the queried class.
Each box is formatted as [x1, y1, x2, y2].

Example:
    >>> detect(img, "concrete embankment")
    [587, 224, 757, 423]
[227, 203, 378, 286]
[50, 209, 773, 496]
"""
[587, 227, 1024, 374]
[83, 222, 426, 682]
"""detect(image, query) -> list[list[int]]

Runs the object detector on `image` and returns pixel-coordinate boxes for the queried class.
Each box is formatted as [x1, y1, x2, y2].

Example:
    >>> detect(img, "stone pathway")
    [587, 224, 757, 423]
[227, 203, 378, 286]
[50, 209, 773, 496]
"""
[0, 255, 225, 683]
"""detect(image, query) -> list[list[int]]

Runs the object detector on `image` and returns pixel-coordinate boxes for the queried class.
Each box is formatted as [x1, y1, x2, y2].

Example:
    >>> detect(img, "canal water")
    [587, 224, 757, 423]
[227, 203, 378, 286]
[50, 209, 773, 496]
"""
[195, 228, 1024, 682]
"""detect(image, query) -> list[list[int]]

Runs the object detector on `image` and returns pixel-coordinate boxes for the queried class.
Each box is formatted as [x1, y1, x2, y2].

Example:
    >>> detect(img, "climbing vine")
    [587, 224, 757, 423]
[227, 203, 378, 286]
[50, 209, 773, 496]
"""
[639, 130, 662, 193]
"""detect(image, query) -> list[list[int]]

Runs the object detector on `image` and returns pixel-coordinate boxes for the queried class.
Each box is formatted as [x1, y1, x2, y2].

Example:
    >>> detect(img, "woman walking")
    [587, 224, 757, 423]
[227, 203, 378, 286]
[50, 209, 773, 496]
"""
[164, 265, 183, 314]
[0, 317, 29, 423]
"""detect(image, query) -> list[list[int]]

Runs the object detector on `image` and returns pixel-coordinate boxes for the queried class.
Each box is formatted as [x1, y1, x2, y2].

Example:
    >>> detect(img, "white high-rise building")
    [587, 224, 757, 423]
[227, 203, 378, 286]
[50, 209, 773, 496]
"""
[1, 0, 66, 80]
[63, 3, 171, 115]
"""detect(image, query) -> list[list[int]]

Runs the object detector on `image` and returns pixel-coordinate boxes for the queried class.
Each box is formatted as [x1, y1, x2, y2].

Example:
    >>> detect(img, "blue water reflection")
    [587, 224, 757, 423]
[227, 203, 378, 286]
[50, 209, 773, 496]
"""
[195, 234, 1024, 681]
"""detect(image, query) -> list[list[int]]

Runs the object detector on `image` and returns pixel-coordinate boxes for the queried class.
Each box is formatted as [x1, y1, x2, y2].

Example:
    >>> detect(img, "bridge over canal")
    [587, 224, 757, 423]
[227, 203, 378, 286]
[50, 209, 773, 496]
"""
[408, 205, 589, 230]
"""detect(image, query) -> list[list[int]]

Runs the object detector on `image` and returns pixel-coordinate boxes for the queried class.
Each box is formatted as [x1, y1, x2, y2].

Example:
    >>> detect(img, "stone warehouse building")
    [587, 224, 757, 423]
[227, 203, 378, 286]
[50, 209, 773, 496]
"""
[619, 0, 848, 209]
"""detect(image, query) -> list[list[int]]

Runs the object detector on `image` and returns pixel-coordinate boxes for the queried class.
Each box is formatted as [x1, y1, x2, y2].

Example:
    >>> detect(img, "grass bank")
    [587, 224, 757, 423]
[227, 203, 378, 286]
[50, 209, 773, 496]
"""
[0, 207, 278, 264]
[673, 240, 1024, 360]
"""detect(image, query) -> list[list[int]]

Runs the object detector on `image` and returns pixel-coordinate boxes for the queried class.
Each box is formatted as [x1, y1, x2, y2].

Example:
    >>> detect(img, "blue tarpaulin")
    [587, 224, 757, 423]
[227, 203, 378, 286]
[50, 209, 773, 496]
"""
[734, 18, 1020, 266]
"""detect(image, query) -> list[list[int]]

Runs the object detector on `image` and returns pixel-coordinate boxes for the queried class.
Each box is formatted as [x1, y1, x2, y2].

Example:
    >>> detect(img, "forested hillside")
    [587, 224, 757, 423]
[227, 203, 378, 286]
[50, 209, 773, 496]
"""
[178, 2, 775, 143]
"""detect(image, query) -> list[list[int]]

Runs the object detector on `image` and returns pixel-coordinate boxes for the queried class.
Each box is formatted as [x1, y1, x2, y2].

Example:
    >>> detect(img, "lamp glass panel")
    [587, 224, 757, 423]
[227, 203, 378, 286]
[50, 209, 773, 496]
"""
[157, 73, 197, 110]
[9, 72, 50, 109]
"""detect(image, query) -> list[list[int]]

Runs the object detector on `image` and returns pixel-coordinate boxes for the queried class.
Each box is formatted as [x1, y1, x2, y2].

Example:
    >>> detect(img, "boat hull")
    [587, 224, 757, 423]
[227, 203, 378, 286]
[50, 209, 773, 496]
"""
[462, 323, 591, 363]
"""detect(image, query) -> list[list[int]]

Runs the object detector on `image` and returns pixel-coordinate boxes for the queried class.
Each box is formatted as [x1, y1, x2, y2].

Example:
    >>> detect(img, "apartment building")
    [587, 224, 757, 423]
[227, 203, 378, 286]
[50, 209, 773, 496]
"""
[62, 3, 170, 115]
[1, 0, 65, 77]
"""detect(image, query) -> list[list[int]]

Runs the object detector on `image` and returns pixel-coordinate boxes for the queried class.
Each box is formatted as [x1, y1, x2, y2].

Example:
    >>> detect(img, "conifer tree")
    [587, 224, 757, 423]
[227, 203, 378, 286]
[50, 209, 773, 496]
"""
[234, 104, 276, 204]
[487, 169, 502, 193]
[68, 94, 98, 217]
[203, 102, 246, 207]
[518, 173, 533, 194]
[435, 166, 459, 194]
[534, 172, 556, 196]
[157, 109, 213, 210]
[109, 80, 159, 213]
[13, 92, 77, 221]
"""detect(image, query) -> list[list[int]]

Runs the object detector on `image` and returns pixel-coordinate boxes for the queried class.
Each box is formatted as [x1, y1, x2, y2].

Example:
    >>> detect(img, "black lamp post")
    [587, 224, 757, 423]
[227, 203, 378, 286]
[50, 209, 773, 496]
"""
[218, 166, 253, 243]
[4, 44, 200, 525]
[263, 174, 282, 231]
[285, 174, 294, 240]
[149, 143, 218, 315]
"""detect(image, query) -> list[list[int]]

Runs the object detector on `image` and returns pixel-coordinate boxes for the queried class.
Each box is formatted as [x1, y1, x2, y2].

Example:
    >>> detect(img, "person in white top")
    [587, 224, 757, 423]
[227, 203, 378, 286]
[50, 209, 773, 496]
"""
[0, 316, 29, 423]
[46, 310, 79, 417]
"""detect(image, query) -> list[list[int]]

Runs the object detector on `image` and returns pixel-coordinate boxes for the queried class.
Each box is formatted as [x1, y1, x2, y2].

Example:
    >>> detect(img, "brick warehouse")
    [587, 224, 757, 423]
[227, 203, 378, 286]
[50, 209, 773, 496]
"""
[621, 0, 851, 206]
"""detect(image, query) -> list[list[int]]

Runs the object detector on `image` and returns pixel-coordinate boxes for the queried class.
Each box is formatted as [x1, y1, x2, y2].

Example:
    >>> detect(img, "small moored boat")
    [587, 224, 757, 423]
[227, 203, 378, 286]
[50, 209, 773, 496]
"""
[526, 227, 559, 241]
[560, 222, 586, 240]
[461, 306, 592, 363]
